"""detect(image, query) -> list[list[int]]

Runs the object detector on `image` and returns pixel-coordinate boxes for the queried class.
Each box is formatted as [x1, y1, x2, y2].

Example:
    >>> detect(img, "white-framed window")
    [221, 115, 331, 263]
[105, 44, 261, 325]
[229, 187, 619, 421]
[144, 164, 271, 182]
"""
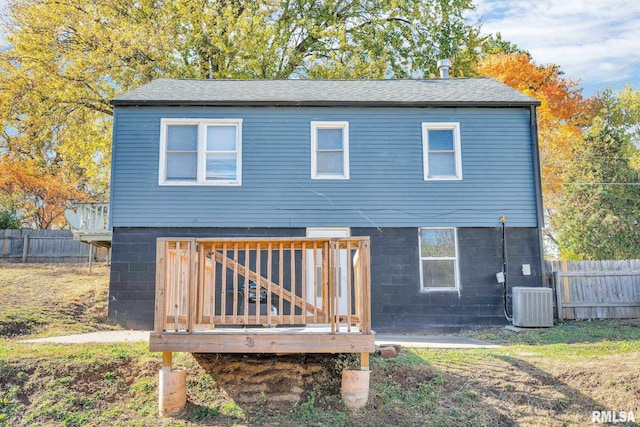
[311, 121, 350, 179]
[422, 122, 462, 180]
[159, 118, 242, 186]
[419, 227, 459, 291]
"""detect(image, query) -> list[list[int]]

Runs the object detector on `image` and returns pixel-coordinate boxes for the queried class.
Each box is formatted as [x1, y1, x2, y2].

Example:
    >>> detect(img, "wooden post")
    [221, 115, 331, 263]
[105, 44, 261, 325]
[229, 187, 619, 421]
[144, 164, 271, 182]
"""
[208, 243, 216, 326]
[554, 271, 564, 321]
[88, 243, 94, 275]
[360, 352, 369, 371]
[289, 242, 295, 325]
[187, 241, 197, 333]
[561, 261, 571, 320]
[345, 240, 352, 332]
[220, 243, 228, 325]
[2, 229, 10, 257]
[154, 240, 167, 334]
[162, 352, 172, 371]
[21, 234, 29, 263]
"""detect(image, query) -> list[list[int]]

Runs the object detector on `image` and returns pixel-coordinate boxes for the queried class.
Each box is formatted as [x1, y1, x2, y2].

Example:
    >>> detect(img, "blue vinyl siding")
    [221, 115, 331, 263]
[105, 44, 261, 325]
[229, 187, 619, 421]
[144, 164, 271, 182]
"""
[110, 106, 537, 228]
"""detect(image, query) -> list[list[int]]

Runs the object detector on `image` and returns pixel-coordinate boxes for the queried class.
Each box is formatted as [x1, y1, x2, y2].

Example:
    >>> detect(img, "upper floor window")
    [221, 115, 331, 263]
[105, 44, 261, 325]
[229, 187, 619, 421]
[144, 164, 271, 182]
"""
[159, 118, 242, 186]
[311, 121, 350, 179]
[422, 122, 462, 180]
[419, 227, 459, 291]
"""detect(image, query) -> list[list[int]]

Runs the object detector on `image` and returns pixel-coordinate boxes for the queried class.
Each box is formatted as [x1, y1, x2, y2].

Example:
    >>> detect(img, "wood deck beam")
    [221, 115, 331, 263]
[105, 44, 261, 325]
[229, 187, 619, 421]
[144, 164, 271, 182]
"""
[150, 331, 375, 354]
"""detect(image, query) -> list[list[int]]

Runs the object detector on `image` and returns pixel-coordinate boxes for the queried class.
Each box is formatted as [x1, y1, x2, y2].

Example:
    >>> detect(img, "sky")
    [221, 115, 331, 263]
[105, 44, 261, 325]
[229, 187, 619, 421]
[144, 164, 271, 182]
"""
[471, 0, 640, 97]
[0, 0, 638, 97]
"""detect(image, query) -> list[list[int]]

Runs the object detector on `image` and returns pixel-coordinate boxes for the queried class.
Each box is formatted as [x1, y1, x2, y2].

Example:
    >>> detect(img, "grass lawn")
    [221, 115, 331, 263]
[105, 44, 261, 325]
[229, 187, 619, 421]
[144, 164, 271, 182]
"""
[1, 263, 639, 426]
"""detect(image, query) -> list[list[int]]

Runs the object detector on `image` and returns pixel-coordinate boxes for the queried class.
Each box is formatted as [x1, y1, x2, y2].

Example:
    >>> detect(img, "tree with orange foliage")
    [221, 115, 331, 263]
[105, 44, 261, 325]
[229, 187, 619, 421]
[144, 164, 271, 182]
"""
[0, 157, 85, 229]
[476, 53, 591, 250]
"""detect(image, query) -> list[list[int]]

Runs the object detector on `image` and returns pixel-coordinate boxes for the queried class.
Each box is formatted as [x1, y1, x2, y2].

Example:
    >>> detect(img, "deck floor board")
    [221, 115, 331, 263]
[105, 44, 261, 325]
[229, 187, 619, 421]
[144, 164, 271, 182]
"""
[150, 329, 375, 353]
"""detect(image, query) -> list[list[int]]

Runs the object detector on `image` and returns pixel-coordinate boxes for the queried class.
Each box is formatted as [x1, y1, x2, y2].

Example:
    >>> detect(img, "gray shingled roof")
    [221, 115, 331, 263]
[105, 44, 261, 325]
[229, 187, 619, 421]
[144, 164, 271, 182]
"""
[112, 78, 540, 107]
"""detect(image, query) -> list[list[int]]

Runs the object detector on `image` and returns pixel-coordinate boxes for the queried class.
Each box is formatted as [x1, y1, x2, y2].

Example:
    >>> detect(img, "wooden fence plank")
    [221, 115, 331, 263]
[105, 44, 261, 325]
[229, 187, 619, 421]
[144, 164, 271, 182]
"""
[0, 229, 108, 263]
[561, 302, 640, 308]
[557, 271, 640, 277]
[562, 261, 571, 320]
[552, 259, 640, 320]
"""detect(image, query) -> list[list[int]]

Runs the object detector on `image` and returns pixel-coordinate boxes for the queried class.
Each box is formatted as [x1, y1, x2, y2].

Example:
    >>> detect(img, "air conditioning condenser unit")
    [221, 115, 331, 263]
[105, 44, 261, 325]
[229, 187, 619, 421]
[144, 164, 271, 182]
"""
[512, 287, 553, 328]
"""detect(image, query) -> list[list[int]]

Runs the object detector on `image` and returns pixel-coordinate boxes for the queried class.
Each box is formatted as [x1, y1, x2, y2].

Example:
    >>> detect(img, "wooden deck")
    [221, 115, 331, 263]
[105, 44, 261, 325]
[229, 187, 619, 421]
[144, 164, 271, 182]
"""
[150, 237, 375, 354]
[66, 203, 112, 249]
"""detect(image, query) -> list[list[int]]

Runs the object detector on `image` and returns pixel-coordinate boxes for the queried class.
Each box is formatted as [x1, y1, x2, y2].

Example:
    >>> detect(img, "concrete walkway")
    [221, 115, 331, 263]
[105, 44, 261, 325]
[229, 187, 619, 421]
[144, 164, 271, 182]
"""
[24, 331, 499, 349]
[23, 330, 150, 344]
[376, 334, 501, 349]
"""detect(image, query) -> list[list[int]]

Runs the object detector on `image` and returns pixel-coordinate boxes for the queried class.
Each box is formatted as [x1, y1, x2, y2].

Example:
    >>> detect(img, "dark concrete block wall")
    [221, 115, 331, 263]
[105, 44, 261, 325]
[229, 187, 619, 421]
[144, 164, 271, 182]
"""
[109, 226, 541, 331]
[108, 227, 304, 329]
[357, 227, 542, 332]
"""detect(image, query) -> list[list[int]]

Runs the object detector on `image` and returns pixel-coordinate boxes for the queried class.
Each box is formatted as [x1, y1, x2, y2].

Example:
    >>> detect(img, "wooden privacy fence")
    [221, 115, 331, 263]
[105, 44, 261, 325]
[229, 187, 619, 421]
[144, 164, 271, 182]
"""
[1, 229, 108, 263]
[552, 260, 640, 320]
[155, 237, 372, 335]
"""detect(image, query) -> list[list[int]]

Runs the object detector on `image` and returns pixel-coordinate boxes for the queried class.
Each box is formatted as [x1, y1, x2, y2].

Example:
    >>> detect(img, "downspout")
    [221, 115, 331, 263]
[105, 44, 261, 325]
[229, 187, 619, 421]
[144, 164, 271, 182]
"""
[530, 106, 545, 281]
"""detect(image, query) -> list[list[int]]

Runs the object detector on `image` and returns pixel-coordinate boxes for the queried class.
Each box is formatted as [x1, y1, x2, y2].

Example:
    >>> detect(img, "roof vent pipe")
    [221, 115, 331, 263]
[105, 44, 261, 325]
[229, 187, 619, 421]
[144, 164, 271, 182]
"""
[437, 59, 451, 79]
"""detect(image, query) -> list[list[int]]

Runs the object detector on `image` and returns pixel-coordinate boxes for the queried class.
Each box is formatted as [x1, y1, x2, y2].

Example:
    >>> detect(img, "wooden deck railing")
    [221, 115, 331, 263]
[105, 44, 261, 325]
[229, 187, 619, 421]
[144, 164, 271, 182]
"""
[154, 237, 371, 336]
[74, 203, 110, 231]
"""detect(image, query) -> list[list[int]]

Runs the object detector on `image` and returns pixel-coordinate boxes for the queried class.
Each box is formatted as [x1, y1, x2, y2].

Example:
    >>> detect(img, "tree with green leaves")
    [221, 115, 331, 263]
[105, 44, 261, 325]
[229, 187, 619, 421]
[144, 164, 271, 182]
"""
[0, 205, 20, 229]
[592, 86, 640, 170]
[475, 52, 591, 256]
[0, 0, 482, 205]
[479, 32, 528, 57]
[555, 113, 640, 260]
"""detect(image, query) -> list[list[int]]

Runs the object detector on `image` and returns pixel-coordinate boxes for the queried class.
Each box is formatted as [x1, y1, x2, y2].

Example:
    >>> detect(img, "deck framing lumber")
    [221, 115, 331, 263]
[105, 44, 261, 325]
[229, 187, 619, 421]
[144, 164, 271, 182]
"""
[152, 237, 373, 355]
[150, 331, 375, 353]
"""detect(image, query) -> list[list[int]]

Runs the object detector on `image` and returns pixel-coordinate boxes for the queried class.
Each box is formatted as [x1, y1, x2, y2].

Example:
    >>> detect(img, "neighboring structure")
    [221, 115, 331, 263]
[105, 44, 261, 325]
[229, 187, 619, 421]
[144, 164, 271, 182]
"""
[65, 203, 112, 248]
[65, 202, 111, 272]
[108, 78, 543, 331]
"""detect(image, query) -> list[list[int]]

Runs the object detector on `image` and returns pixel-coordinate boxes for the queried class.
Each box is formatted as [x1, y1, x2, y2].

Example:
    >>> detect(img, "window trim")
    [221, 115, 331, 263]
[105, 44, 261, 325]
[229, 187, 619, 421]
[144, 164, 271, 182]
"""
[418, 227, 460, 292]
[159, 118, 243, 186]
[422, 122, 462, 181]
[310, 121, 350, 180]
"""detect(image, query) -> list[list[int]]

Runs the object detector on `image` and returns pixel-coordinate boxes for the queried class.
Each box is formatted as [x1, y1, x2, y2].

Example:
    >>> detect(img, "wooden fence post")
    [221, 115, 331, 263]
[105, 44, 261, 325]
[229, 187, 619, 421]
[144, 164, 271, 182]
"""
[554, 272, 564, 321]
[2, 229, 10, 257]
[21, 234, 29, 263]
[561, 261, 571, 320]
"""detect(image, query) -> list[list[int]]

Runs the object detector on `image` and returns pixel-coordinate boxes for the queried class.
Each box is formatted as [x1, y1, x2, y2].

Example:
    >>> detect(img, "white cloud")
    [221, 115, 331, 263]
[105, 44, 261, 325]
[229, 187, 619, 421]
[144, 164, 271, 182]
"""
[472, 0, 640, 94]
[0, 0, 8, 46]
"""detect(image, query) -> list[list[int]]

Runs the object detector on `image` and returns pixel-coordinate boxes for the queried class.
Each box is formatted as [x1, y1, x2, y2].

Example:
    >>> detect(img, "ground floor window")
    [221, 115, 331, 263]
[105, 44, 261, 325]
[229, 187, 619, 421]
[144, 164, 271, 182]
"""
[419, 227, 458, 291]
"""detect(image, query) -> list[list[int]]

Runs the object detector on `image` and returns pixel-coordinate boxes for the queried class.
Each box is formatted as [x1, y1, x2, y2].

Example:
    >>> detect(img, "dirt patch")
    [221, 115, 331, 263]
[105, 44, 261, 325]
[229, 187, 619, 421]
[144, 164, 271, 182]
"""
[0, 312, 44, 337]
[0, 263, 116, 338]
[192, 353, 345, 404]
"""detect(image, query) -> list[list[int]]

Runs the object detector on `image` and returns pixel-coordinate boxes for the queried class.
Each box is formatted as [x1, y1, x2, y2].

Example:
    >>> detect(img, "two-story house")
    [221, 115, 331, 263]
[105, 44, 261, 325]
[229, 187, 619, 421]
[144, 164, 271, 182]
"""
[108, 77, 543, 332]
